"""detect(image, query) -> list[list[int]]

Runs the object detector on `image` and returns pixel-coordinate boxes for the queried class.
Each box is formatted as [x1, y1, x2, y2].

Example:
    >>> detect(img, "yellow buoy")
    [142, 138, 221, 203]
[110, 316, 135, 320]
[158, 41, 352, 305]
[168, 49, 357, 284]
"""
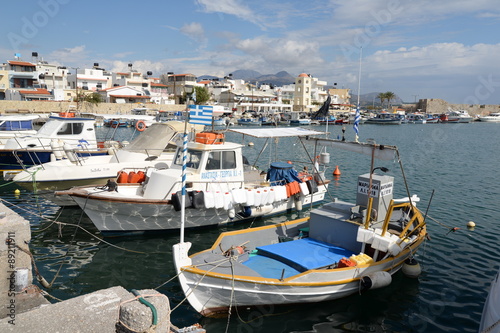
[14, 189, 21, 195]
[467, 221, 476, 228]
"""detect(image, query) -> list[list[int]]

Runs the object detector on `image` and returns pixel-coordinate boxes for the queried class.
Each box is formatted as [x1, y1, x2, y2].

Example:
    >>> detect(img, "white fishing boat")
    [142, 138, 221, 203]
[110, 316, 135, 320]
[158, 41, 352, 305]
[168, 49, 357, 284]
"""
[56, 127, 330, 236]
[9, 122, 200, 205]
[478, 112, 500, 122]
[365, 113, 402, 125]
[479, 267, 500, 333]
[173, 139, 428, 317]
[406, 113, 427, 124]
[0, 115, 110, 172]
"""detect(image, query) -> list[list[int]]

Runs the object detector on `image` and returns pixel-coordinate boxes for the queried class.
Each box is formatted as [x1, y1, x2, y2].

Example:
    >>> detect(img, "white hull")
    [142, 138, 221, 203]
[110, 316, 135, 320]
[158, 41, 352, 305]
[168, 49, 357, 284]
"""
[479, 116, 500, 122]
[69, 186, 326, 234]
[174, 196, 426, 317]
[178, 255, 407, 316]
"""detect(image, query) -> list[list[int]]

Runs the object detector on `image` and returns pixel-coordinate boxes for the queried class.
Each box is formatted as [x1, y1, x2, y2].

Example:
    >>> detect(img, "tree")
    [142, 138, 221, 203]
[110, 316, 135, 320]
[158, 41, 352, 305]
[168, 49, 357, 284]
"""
[377, 92, 386, 109]
[75, 91, 102, 109]
[193, 86, 210, 105]
[384, 91, 395, 109]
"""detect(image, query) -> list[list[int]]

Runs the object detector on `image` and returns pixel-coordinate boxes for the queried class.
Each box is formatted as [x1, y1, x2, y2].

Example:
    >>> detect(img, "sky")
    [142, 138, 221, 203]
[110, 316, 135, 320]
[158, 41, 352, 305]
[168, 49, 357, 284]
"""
[1, 0, 500, 104]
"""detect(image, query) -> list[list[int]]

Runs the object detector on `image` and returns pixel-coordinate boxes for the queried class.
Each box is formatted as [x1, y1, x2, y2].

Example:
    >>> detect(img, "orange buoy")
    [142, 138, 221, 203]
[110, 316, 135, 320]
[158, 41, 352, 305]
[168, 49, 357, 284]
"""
[333, 165, 341, 176]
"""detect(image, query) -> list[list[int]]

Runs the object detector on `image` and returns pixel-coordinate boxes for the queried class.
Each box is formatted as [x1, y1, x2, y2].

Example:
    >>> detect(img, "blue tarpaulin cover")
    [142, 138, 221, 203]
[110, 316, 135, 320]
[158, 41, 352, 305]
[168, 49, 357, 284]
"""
[266, 161, 301, 185]
[255, 238, 355, 272]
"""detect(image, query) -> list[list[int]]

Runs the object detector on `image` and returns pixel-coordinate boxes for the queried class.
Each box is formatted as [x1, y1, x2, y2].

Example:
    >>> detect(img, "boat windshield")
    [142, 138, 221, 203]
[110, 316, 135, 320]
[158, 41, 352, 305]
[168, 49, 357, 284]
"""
[174, 149, 203, 169]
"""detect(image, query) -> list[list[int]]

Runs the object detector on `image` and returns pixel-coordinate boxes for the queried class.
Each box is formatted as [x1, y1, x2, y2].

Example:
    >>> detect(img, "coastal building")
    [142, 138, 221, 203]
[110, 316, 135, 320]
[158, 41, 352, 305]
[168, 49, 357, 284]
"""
[165, 73, 197, 104]
[98, 86, 151, 104]
[329, 88, 351, 110]
[113, 65, 151, 92]
[218, 89, 292, 114]
[293, 73, 329, 112]
[0, 65, 9, 100]
[149, 77, 171, 104]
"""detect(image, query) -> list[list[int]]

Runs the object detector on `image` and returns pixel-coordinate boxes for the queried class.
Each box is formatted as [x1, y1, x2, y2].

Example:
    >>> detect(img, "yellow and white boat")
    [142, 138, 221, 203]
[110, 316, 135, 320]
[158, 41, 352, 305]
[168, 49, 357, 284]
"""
[173, 140, 428, 317]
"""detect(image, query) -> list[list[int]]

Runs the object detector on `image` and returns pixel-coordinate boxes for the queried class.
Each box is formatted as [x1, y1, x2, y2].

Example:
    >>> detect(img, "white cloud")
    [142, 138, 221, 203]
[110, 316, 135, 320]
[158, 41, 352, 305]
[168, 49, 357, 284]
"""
[48, 45, 88, 66]
[196, 0, 265, 28]
[180, 22, 207, 47]
[109, 60, 168, 76]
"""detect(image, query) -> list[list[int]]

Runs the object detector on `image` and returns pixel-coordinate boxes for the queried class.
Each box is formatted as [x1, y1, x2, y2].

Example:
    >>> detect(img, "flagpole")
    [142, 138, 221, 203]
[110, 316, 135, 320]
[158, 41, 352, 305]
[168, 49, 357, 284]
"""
[353, 47, 362, 142]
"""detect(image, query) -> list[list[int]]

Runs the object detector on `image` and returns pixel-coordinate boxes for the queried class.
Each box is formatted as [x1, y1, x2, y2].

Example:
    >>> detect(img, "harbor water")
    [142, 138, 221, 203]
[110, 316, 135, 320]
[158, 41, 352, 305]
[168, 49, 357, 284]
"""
[1, 122, 499, 332]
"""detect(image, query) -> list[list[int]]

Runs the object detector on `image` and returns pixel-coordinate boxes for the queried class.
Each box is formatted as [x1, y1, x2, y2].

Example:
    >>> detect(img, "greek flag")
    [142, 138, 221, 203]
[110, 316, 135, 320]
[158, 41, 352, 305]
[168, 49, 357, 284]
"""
[353, 104, 360, 141]
[189, 105, 213, 125]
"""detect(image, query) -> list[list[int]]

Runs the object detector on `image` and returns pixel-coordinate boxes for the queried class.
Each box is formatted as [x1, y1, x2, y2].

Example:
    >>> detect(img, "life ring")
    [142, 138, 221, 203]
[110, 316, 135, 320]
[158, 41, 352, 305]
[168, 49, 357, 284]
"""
[135, 120, 146, 132]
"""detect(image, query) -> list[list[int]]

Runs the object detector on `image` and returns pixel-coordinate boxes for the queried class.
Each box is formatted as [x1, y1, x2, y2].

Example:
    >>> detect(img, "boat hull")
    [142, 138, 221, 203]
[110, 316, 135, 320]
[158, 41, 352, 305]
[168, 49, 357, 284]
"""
[0, 149, 108, 172]
[181, 256, 409, 317]
[67, 185, 327, 235]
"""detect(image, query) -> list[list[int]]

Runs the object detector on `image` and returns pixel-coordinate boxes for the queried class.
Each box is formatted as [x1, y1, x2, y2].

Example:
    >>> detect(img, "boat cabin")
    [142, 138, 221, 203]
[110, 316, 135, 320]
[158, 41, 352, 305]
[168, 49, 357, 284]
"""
[3, 116, 99, 150]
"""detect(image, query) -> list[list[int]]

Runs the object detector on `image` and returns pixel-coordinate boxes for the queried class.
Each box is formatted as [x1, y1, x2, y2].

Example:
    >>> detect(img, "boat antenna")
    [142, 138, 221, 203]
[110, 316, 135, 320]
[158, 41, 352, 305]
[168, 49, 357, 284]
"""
[353, 47, 362, 142]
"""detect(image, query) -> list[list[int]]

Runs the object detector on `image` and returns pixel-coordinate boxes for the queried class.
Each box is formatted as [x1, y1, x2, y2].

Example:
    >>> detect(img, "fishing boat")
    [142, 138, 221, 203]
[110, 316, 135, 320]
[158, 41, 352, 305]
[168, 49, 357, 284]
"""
[365, 113, 402, 125]
[56, 127, 330, 236]
[479, 267, 500, 333]
[425, 114, 440, 123]
[406, 113, 427, 124]
[8, 122, 200, 204]
[0, 115, 110, 172]
[173, 139, 428, 317]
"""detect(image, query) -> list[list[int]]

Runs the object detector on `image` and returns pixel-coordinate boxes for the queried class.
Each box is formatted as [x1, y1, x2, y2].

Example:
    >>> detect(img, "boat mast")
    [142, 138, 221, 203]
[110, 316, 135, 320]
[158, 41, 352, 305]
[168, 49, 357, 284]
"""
[354, 48, 362, 142]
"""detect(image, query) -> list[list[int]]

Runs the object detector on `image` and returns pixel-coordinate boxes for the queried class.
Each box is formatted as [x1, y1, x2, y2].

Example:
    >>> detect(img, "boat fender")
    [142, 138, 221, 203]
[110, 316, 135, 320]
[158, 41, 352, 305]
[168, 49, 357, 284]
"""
[63, 143, 78, 164]
[228, 208, 236, 219]
[360, 271, 392, 291]
[294, 195, 303, 211]
[241, 206, 252, 218]
[402, 257, 422, 278]
[50, 139, 64, 160]
[248, 204, 274, 217]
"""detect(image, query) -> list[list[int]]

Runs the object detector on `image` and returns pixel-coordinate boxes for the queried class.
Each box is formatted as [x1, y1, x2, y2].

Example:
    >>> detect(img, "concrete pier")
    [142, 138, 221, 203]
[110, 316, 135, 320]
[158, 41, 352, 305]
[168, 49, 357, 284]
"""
[0, 202, 205, 332]
[0, 202, 49, 321]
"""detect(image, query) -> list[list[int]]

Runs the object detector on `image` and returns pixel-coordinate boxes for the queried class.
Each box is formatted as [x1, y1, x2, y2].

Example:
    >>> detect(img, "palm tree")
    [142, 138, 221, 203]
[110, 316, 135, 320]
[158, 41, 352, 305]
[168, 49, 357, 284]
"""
[385, 91, 396, 109]
[377, 92, 386, 109]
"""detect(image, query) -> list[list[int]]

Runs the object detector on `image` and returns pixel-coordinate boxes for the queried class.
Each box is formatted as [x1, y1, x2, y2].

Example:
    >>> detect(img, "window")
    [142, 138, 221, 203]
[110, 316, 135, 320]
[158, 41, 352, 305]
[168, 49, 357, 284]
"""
[57, 122, 84, 135]
[206, 151, 236, 170]
[174, 149, 202, 169]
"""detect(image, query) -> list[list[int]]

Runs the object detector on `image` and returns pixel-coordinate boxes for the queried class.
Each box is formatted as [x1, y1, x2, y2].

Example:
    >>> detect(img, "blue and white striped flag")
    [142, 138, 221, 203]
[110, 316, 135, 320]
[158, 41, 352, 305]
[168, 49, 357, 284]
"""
[353, 104, 360, 142]
[189, 105, 213, 125]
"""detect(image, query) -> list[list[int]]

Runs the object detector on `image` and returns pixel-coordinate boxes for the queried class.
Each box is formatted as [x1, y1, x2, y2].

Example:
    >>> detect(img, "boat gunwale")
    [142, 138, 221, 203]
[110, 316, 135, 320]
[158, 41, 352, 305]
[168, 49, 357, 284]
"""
[181, 222, 426, 286]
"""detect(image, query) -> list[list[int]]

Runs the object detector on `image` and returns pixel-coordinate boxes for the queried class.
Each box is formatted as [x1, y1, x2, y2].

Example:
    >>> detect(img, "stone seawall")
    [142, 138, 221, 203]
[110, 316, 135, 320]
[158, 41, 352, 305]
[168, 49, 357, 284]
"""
[0, 101, 184, 115]
[418, 98, 500, 116]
